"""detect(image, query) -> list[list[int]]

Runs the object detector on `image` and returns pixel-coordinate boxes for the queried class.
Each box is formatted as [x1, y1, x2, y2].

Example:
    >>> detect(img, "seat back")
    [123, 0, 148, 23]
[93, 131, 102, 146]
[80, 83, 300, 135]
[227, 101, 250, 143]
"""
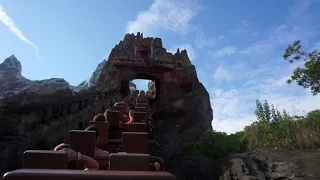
[122, 132, 148, 154]
[106, 110, 120, 128]
[135, 107, 147, 113]
[127, 123, 147, 132]
[69, 130, 95, 157]
[94, 155, 110, 170]
[137, 99, 147, 104]
[109, 153, 150, 171]
[3, 169, 176, 180]
[113, 106, 124, 118]
[133, 111, 146, 122]
[89, 121, 110, 147]
[119, 102, 129, 114]
[23, 150, 68, 169]
[136, 103, 148, 108]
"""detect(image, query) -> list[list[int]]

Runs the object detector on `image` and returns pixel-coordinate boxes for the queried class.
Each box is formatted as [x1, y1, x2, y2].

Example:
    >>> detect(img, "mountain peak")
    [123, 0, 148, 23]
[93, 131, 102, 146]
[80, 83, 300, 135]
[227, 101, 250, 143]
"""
[0, 55, 22, 76]
[87, 59, 107, 87]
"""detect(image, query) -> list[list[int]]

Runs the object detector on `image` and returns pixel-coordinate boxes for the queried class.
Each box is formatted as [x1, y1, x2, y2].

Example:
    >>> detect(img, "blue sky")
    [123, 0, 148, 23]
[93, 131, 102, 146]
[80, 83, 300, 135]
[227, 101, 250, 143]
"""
[1, 0, 320, 134]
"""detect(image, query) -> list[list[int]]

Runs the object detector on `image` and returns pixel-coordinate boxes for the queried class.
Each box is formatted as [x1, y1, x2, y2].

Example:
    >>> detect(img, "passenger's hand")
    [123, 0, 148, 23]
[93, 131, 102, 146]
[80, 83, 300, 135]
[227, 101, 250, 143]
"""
[154, 162, 161, 171]
[64, 148, 78, 161]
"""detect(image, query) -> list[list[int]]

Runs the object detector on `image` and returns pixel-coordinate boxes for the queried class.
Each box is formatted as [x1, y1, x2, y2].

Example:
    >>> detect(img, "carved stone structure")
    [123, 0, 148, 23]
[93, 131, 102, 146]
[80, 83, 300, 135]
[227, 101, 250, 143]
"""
[97, 33, 196, 106]
[97, 33, 213, 179]
[1, 33, 213, 179]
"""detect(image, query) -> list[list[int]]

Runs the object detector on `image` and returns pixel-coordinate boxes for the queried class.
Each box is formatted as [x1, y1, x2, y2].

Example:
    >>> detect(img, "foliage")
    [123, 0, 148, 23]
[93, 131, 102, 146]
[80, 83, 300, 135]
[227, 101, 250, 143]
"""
[243, 100, 320, 150]
[183, 100, 320, 160]
[183, 130, 247, 159]
[283, 40, 320, 95]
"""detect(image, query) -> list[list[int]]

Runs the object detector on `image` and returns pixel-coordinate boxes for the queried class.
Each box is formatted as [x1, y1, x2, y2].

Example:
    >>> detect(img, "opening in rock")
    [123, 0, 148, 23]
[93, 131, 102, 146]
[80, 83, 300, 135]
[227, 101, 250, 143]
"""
[132, 79, 149, 93]
[132, 79, 157, 100]
[120, 73, 160, 105]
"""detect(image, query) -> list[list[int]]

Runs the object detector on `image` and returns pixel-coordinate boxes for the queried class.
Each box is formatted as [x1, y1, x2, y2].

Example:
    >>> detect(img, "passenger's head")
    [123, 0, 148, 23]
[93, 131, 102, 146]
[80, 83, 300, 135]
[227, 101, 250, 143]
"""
[104, 109, 109, 121]
[92, 113, 106, 122]
[85, 125, 100, 143]
[114, 102, 121, 106]
[139, 90, 145, 96]
[54, 143, 76, 162]
[121, 100, 128, 104]
[54, 143, 73, 151]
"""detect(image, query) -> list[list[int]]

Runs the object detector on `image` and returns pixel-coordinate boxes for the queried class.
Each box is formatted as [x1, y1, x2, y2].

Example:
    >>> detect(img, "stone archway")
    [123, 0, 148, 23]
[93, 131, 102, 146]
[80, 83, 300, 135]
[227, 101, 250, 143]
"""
[115, 66, 167, 105]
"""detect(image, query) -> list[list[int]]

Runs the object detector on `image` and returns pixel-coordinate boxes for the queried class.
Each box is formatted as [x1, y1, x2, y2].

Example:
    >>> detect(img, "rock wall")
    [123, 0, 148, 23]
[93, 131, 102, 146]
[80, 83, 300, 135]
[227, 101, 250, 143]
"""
[0, 88, 117, 176]
[96, 33, 213, 179]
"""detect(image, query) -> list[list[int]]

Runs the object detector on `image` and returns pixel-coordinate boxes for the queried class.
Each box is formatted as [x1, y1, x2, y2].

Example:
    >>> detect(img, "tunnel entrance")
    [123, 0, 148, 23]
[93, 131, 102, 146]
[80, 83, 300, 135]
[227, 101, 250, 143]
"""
[120, 73, 160, 104]
[132, 79, 149, 92]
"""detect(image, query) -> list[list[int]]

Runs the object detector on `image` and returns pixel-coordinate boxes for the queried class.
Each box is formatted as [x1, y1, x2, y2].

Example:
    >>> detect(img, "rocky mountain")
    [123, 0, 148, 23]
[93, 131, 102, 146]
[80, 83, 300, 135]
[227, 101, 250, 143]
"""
[0, 55, 81, 105]
[78, 59, 107, 89]
[0, 55, 136, 107]
[129, 81, 136, 91]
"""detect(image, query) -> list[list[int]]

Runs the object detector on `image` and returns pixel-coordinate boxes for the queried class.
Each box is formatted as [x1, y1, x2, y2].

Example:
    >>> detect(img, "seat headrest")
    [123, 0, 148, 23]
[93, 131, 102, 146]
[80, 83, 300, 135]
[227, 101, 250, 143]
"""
[109, 153, 150, 171]
[23, 150, 68, 169]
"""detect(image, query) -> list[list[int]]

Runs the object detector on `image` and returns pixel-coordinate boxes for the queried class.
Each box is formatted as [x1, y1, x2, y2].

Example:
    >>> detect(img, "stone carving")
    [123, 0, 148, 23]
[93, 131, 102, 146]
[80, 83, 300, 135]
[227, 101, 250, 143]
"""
[155, 38, 162, 47]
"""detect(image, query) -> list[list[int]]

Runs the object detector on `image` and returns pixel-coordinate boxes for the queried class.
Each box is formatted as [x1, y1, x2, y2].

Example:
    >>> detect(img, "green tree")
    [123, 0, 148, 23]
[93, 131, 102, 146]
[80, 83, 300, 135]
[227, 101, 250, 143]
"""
[254, 100, 266, 122]
[283, 109, 290, 120]
[283, 40, 320, 95]
[263, 100, 271, 122]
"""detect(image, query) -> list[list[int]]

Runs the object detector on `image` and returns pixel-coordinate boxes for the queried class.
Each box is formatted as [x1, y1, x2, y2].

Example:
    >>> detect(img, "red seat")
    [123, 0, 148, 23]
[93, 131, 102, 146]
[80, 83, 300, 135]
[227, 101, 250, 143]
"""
[106, 110, 121, 128]
[23, 150, 68, 169]
[119, 102, 129, 114]
[135, 107, 147, 113]
[122, 132, 148, 154]
[136, 103, 148, 107]
[127, 123, 148, 132]
[137, 99, 147, 104]
[133, 111, 146, 122]
[113, 106, 125, 120]
[69, 130, 95, 158]
[89, 121, 109, 148]
[109, 153, 150, 171]
[69, 130, 96, 170]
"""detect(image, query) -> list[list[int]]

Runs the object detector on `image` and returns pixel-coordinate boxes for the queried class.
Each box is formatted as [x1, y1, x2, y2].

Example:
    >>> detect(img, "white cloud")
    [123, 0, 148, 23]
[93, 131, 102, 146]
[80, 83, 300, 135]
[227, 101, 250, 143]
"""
[210, 87, 255, 134]
[208, 0, 320, 134]
[210, 60, 320, 134]
[213, 63, 232, 82]
[240, 0, 320, 58]
[210, 80, 320, 134]
[195, 30, 225, 48]
[211, 46, 237, 58]
[169, 44, 196, 61]
[0, 5, 42, 60]
[239, 24, 318, 58]
[126, 0, 201, 36]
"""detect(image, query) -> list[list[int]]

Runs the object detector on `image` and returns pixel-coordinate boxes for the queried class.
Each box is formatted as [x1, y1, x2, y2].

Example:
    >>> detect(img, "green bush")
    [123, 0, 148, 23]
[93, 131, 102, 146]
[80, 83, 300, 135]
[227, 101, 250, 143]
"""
[183, 100, 320, 160]
[243, 100, 320, 150]
[183, 130, 247, 159]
